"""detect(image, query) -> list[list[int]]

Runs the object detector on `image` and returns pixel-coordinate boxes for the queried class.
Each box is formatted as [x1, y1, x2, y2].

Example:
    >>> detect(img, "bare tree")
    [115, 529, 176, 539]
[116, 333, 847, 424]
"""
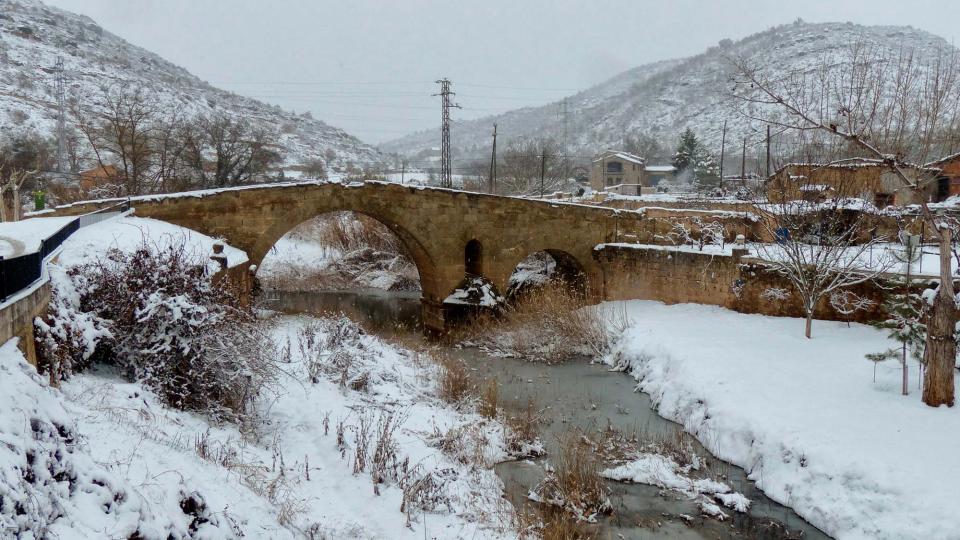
[73, 85, 157, 196]
[181, 114, 281, 188]
[0, 166, 35, 221]
[731, 39, 960, 405]
[498, 137, 572, 196]
[753, 199, 894, 338]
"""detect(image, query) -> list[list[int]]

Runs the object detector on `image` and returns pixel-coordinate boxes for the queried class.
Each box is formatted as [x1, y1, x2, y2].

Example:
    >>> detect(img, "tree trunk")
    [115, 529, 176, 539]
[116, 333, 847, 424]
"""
[922, 229, 956, 407]
[805, 311, 813, 339]
[922, 293, 955, 407]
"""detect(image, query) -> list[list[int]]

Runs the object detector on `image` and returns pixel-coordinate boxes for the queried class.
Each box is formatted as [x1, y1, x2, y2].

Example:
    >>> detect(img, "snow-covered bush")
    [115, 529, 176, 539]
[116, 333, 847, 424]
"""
[40, 242, 278, 421]
[34, 266, 112, 381]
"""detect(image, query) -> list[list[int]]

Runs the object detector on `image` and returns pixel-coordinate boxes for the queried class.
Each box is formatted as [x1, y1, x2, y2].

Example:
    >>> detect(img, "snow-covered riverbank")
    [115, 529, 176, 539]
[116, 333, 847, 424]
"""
[604, 300, 960, 540]
[1, 312, 516, 538]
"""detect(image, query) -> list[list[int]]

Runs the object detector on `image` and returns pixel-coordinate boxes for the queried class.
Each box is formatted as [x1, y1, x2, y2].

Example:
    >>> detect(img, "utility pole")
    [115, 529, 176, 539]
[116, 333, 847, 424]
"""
[400, 160, 406, 185]
[560, 98, 569, 180]
[539, 150, 546, 198]
[53, 56, 67, 180]
[488, 123, 497, 194]
[719, 120, 727, 191]
[741, 137, 746, 182]
[765, 125, 771, 178]
[433, 78, 461, 189]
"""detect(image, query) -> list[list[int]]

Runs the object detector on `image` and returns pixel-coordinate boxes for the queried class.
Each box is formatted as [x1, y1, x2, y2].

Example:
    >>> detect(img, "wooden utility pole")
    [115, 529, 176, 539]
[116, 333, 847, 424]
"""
[719, 120, 727, 190]
[400, 160, 406, 184]
[539, 150, 546, 198]
[765, 125, 771, 178]
[488, 123, 497, 194]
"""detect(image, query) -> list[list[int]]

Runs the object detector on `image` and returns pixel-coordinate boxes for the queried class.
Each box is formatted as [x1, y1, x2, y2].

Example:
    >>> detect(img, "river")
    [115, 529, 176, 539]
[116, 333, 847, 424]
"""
[262, 289, 831, 540]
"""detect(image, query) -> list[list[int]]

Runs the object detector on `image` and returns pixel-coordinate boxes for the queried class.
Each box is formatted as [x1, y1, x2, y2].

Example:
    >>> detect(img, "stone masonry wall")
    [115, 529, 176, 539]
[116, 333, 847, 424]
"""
[594, 244, 889, 323]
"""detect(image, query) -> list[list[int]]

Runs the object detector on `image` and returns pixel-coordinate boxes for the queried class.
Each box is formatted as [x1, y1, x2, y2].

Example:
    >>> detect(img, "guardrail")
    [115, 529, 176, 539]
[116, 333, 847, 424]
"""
[0, 201, 130, 302]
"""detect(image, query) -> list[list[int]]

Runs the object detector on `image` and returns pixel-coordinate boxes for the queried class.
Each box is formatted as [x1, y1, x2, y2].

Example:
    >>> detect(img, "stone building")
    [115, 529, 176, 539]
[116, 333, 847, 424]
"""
[925, 152, 960, 200]
[765, 159, 940, 207]
[589, 150, 677, 195]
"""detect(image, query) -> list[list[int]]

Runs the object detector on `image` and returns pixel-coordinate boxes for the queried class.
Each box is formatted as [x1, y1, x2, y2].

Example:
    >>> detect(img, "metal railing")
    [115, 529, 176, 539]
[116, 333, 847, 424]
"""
[0, 201, 130, 302]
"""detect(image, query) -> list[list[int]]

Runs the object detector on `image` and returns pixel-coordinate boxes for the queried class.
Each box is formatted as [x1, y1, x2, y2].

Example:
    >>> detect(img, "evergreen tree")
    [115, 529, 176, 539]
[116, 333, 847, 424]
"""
[672, 128, 698, 172]
[672, 128, 720, 191]
[866, 241, 925, 393]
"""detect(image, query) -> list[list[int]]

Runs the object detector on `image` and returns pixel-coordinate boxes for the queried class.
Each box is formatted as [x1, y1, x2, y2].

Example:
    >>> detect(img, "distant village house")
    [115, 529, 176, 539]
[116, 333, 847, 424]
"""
[765, 159, 941, 207]
[589, 150, 676, 196]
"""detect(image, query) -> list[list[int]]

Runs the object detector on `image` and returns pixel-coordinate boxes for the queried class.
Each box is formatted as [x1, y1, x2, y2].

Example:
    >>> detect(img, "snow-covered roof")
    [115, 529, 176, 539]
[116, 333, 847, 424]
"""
[592, 150, 645, 165]
[645, 165, 677, 172]
[925, 151, 960, 168]
[798, 184, 831, 192]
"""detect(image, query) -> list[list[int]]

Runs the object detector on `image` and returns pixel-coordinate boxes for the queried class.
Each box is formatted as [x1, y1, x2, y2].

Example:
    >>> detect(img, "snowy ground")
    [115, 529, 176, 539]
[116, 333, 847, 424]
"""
[0, 216, 77, 256]
[0, 210, 516, 538]
[603, 300, 960, 540]
[58, 215, 248, 270]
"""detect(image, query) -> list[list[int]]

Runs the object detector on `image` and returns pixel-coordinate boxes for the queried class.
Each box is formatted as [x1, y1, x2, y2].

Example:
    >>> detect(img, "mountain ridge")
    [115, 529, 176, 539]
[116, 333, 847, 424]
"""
[0, 0, 386, 172]
[380, 20, 956, 166]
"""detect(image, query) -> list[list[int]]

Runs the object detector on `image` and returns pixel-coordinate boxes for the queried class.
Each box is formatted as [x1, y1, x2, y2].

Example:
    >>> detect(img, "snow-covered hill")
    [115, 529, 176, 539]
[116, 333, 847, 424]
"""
[0, 0, 385, 171]
[381, 20, 956, 164]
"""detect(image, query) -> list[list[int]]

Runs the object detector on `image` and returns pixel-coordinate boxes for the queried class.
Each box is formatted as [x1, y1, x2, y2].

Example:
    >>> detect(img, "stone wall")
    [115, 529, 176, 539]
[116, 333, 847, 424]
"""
[594, 244, 888, 323]
[0, 282, 51, 365]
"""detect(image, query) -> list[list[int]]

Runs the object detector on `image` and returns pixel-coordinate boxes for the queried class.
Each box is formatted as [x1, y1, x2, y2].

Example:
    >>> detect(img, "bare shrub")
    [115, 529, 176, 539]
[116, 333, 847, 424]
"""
[401, 468, 452, 517]
[531, 431, 612, 523]
[342, 410, 408, 494]
[297, 316, 366, 385]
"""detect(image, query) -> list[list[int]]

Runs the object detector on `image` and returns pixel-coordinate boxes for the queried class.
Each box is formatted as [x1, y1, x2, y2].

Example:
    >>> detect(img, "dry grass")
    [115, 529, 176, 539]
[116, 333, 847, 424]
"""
[479, 378, 499, 419]
[504, 399, 545, 457]
[514, 503, 596, 540]
[532, 430, 612, 523]
[436, 353, 476, 406]
[451, 285, 630, 362]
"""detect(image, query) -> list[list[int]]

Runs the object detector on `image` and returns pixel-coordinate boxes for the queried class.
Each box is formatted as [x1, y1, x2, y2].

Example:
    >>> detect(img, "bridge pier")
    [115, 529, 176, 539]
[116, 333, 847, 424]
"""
[420, 298, 447, 336]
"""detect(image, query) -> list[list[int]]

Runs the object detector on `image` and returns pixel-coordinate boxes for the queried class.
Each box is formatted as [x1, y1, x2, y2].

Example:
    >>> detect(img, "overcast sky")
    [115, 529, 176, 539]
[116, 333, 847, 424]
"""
[46, 0, 960, 145]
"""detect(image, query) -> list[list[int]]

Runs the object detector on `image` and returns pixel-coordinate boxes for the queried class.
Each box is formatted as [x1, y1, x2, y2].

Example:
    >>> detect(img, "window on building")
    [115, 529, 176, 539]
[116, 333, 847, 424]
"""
[606, 162, 623, 173]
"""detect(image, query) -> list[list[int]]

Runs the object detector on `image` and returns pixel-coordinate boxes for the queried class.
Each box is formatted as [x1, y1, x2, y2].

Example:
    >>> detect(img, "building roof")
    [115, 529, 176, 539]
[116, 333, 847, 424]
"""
[766, 158, 940, 184]
[925, 151, 960, 168]
[592, 150, 645, 165]
[645, 165, 676, 172]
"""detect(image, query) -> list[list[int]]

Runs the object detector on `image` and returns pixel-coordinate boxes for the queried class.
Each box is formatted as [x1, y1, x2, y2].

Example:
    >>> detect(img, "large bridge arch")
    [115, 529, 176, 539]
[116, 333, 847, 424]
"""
[255, 207, 441, 304]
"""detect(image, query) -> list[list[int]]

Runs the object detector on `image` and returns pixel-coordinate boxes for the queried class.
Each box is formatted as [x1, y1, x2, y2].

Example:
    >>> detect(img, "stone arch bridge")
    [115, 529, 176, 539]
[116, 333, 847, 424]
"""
[47, 181, 752, 332]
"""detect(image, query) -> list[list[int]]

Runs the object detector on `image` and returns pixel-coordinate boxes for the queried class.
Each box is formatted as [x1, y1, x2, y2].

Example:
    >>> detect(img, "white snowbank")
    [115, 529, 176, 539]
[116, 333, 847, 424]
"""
[604, 301, 960, 540]
[57, 215, 248, 270]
